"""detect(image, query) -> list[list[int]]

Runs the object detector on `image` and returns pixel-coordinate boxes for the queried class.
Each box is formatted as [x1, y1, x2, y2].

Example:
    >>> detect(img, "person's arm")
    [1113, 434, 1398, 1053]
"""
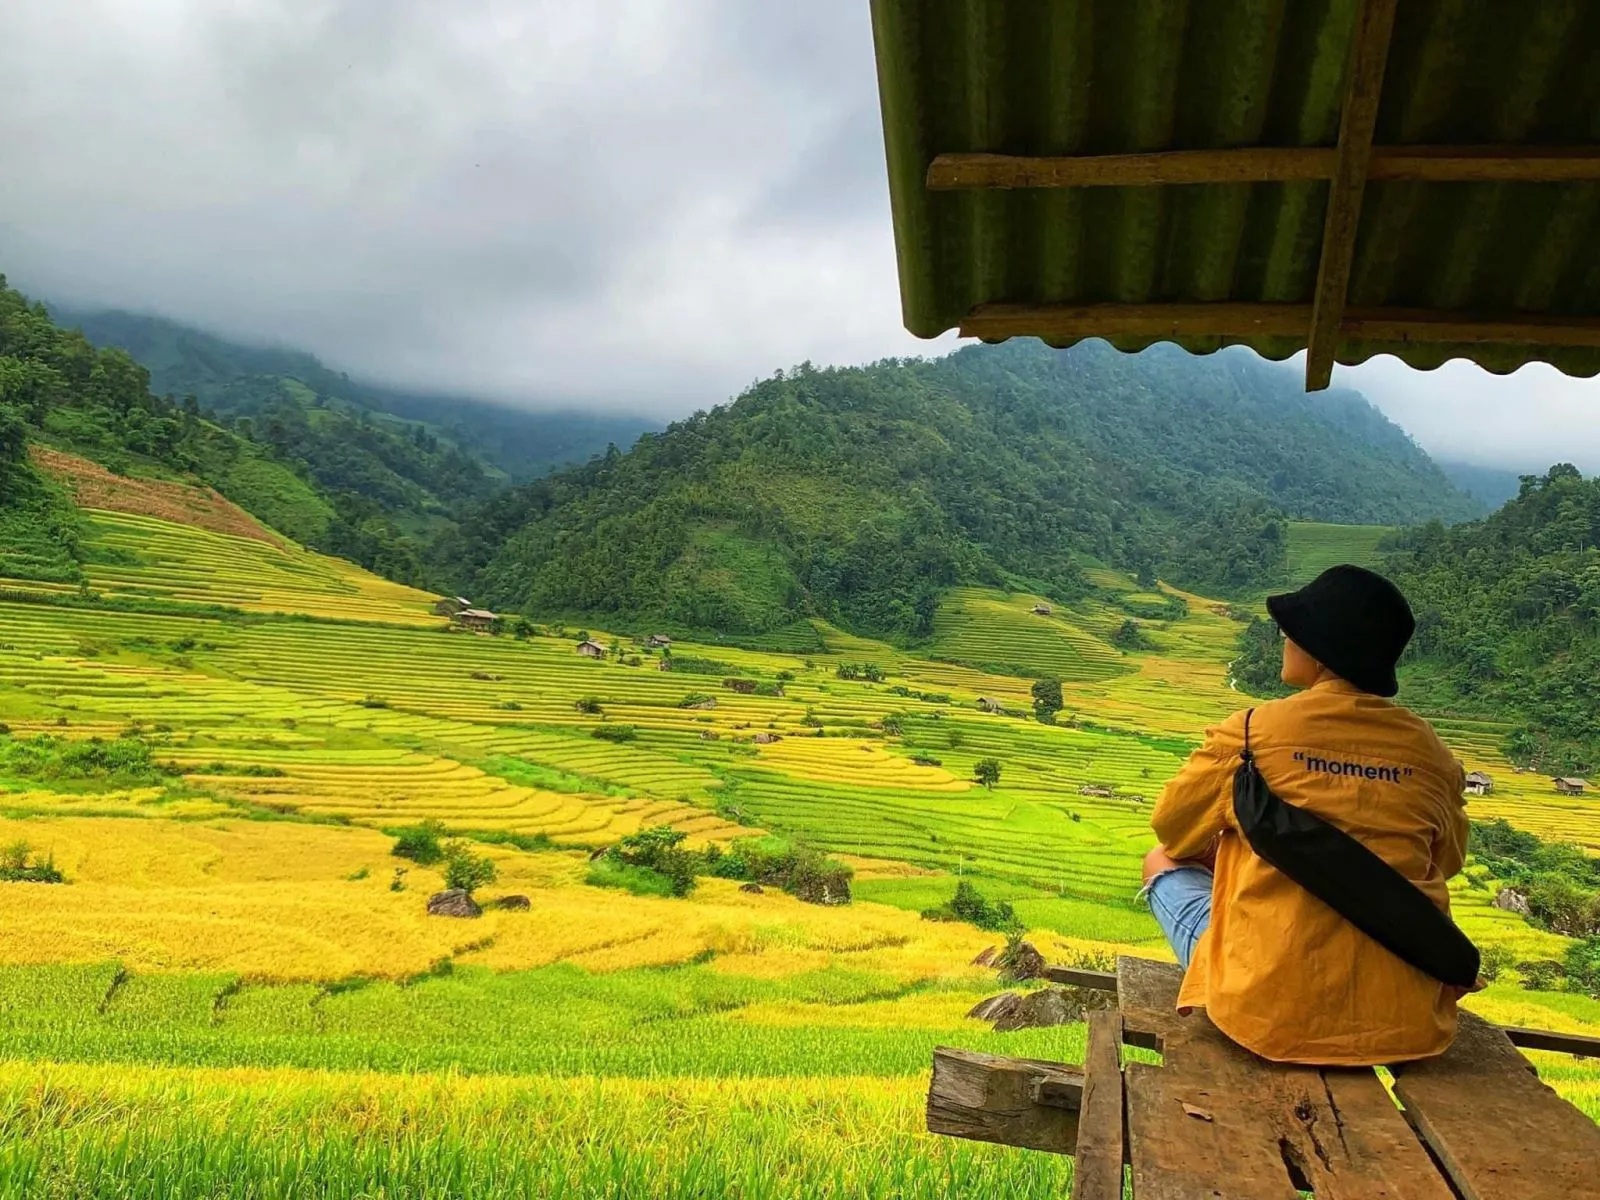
[1152, 709, 1247, 860]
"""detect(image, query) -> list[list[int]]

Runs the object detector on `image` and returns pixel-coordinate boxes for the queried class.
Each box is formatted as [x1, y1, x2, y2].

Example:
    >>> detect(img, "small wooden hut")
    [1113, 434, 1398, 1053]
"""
[1464, 771, 1494, 797]
[575, 640, 607, 659]
[453, 607, 498, 632]
[1555, 777, 1587, 797]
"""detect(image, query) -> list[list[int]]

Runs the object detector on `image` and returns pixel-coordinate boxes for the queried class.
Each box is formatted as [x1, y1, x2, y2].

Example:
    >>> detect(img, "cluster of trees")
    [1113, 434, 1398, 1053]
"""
[1384, 466, 1600, 772]
[922, 880, 1018, 933]
[586, 825, 853, 905]
[1470, 819, 1600, 996]
[444, 340, 1477, 644]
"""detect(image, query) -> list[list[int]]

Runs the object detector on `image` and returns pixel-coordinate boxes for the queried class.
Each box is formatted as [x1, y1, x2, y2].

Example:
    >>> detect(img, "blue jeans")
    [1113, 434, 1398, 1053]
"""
[1145, 866, 1214, 968]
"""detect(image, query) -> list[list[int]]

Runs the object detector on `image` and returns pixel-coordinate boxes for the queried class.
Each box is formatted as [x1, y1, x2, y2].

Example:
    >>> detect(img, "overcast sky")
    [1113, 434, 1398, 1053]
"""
[1, 0, 1595, 472]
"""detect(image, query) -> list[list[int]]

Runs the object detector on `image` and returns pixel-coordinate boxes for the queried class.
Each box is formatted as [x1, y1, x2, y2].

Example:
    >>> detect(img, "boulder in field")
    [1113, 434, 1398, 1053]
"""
[739, 882, 764, 894]
[1493, 887, 1531, 916]
[978, 986, 1119, 1032]
[492, 894, 531, 911]
[967, 992, 1021, 1023]
[998, 940, 1046, 982]
[971, 946, 998, 967]
[427, 889, 482, 918]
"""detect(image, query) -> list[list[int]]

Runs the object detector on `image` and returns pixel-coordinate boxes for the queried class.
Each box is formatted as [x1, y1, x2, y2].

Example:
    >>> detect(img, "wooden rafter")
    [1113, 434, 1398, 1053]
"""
[926, 145, 1600, 190]
[1306, 0, 1400, 391]
[959, 302, 1600, 349]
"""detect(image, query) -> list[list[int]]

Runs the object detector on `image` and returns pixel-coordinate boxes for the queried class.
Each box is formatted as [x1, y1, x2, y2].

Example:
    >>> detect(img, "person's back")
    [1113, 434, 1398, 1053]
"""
[1143, 565, 1472, 1066]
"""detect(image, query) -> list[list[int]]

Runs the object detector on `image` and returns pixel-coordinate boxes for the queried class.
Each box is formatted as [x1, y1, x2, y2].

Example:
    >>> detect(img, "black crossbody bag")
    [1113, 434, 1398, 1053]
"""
[1232, 710, 1480, 989]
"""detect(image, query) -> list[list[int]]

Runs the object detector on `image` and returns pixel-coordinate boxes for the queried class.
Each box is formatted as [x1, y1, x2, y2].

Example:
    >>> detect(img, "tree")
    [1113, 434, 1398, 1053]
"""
[973, 758, 1001, 789]
[1030, 678, 1062, 723]
[442, 840, 497, 894]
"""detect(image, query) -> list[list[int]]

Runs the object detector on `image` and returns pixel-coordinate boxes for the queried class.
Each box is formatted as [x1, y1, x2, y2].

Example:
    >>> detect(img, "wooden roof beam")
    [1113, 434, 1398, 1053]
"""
[926, 145, 1600, 189]
[1306, 0, 1400, 391]
[959, 302, 1600, 349]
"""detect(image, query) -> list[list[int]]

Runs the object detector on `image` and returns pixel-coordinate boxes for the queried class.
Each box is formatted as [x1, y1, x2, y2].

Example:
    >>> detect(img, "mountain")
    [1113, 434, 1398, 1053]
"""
[54, 308, 655, 483]
[445, 339, 1482, 644]
[0, 275, 436, 583]
[1436, 460, 1525, 512]
[1383, 464, 1600, 773]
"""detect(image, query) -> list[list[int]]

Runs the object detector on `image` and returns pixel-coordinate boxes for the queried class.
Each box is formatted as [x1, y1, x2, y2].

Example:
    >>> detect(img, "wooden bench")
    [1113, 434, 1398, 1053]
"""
[928, 956, 1600, 1199]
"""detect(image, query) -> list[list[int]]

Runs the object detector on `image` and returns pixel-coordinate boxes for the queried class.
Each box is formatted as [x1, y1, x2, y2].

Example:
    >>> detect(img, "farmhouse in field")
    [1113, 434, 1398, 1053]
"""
[753, 732, 781, 745]
[723, 678, 758, 694]
[645, 634, 672, 648]
[576, 640, 607, 659]
[1031, 603, 1052, 616]
[434, 595, 474, 617]
[1464, 771, 1494, 797]
[453, 607, 498, 632]
[1555, 777, 1587, 796]
[976, 697, 1003, 713]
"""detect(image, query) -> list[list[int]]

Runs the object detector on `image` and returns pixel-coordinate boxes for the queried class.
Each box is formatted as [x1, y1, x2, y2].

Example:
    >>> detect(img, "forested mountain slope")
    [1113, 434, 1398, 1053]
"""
[1384, 464, 1600, 773]
[0, 276, 427, 582]
[57, 308, 654, 482]
[449, 340, 1480, 643]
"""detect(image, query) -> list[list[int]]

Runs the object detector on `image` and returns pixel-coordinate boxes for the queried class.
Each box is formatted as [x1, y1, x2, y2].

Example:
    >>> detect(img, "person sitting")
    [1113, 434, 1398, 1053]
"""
[1142, 565, 1472, 1066]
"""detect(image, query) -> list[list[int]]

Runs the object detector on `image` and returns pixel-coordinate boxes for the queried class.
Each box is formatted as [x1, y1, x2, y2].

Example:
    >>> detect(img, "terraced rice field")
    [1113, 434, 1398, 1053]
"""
[0, 509, 1595, 1193]
[1283, 520, 1393, 586]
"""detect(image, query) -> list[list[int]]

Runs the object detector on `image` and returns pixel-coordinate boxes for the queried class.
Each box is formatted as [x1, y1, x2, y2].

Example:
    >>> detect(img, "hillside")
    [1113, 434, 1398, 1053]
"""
[58, 307, 655, 483]
[452, 340, 1481, 643]
[1384, 464, 1600, 773]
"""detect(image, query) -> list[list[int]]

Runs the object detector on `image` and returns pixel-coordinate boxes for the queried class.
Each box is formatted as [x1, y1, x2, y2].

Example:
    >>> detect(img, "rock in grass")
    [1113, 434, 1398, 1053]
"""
[967, 992, 1021, 1023]
[972, 986, 1117, 1032]
[998, 940, 1046, 982]
[739, 882, 764, 894]
[1493, 886, 1531, 916]
[971, 945, 997, 967]
[492, 894, 531, 910]
[427, 889, 482, 918]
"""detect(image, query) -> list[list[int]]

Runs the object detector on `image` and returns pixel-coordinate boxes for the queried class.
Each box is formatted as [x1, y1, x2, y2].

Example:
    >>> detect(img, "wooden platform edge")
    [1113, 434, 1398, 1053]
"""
[1040, 962, 1600, 1058]
[1071, 1011, 1125, 1200]
[926, 1046, 1084, 1154]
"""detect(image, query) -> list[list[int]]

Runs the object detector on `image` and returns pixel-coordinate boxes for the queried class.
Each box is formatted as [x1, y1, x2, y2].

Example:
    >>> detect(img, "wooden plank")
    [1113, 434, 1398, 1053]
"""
[1305, 0, 1399, 391]
[1041, 965, 1118, 992]
[1043, 960, 1600, 1056]
[928, 146, 1600, 190]
[1368, 145, 1600, 182]
[1071, 1010, 1125, 1200]
[927, 148, 1333, 189]
[960, 302, 1600, 350]
[926, 1046, 1083, 1154]
[1119, 956, 1455, 1199]
[1392, 1011, 1600, 1200]
[1500, 1024, 1600, 1058]
[960, 301, 1310, 342]
[1342, 307, 1600, 348]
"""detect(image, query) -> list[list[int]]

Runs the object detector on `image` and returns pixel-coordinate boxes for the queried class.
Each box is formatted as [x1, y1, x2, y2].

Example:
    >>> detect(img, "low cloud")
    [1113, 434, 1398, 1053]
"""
[2, 0, 1596, 464]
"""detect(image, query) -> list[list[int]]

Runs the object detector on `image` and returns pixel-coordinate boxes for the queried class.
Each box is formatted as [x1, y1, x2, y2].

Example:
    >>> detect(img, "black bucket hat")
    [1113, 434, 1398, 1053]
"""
[1265, 565, 1415, 698]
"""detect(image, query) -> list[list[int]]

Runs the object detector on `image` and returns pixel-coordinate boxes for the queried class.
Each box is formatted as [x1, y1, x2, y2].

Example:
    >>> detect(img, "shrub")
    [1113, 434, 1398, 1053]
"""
[358, 695, 390, 709]
[1478, 944, 1515, 983]
[713, 835, 852, 905]
[677, 693, 716, 709]
[880, 714, 904, 737]
[0, 840, 64, 884]
[1031, 678, 1062, 723]
[835, 662, 884, 682]
[592, 724, 638, 743]
[602, 824, 698, 897]
[973, 758, 1002, 788]
[586, 857, 681, 898]
[574, 696, 603, 714]
[1518, 959, 1565, 991]
[924, 880, 1017, 932]
[442, 841, 497, 894]
[910, 754, 942, 767]
[1564, 937, 1600, 998]
[391, 820, 446, 866]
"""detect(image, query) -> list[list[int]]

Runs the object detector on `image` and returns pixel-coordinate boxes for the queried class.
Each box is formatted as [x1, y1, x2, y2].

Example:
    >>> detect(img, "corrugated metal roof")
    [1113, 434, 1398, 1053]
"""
[869, 0, 1600, 377]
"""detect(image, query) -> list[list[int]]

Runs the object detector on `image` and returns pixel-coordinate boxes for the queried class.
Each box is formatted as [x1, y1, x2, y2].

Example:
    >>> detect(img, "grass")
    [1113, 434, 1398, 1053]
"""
[0, 507, 1594, 1193]
[1283, 521, 1393, 587]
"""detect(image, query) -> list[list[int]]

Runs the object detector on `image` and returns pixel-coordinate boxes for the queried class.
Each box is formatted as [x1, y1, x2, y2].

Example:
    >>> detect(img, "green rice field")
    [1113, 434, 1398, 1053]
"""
[0, 506, 1594, 1195]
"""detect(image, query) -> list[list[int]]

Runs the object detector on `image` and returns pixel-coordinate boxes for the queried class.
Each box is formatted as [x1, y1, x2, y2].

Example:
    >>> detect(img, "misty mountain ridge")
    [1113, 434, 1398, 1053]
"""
[52, 306, 657, 483]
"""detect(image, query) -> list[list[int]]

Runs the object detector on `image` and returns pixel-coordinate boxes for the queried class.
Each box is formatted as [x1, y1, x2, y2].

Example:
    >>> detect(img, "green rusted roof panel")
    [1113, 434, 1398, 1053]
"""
[869, 0, 1600, 376]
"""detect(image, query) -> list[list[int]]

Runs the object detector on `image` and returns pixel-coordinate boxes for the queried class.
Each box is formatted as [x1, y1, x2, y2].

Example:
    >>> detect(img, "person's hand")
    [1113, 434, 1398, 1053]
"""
[1443, 976, 1488, 1003]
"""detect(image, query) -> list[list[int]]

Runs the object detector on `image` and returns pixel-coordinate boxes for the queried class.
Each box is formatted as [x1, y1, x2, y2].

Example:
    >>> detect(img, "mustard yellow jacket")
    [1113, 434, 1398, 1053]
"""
[1152, 678, 1469, 1065]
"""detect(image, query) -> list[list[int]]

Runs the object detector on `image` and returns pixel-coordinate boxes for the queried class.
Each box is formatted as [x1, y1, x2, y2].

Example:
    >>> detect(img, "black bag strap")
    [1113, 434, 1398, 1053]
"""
[1232, 709, 1479, 988]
